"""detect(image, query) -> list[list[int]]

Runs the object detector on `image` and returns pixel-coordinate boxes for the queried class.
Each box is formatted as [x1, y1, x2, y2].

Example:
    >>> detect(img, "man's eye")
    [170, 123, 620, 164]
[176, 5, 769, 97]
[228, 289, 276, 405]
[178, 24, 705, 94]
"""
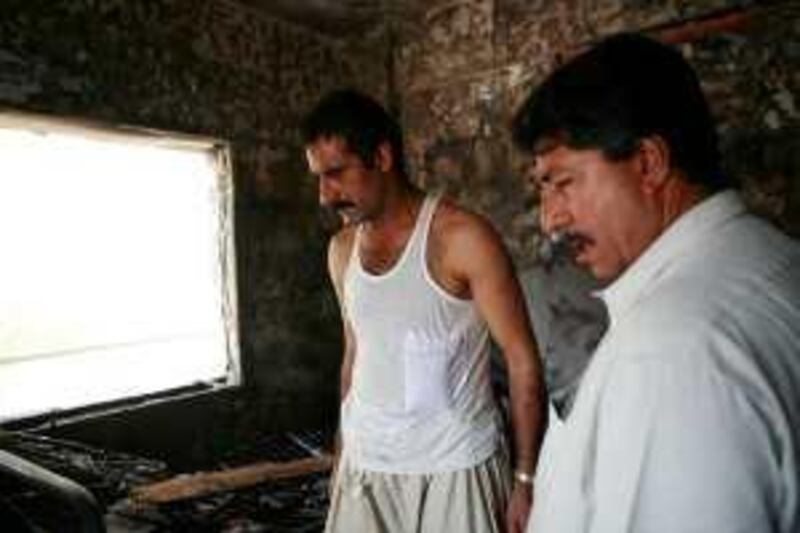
[553, 176, 573, 190]
[324, 168, 343, 180]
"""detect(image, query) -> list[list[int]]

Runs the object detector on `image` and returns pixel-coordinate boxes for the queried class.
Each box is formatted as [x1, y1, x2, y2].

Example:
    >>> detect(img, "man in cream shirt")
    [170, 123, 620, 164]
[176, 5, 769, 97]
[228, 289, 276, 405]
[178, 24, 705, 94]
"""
[513, 33, 800, 532]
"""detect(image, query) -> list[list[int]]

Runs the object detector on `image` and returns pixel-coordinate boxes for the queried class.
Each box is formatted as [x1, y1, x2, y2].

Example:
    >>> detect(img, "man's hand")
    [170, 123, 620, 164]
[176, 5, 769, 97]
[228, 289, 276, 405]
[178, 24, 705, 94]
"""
[506, 482, 533, 533]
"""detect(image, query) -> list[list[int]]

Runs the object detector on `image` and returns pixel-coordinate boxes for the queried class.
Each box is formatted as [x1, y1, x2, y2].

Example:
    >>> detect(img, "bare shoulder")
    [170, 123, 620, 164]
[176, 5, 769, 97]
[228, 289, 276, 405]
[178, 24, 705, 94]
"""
[432, 197, 507, 254]
[328, 226, 357, 284]
[430, 197, 512, 282]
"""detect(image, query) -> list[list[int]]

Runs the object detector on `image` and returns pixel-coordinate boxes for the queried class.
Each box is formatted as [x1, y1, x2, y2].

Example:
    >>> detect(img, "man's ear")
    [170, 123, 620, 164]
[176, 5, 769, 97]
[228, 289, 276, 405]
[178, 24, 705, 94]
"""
[637, 136, 672, 195]
[374, 142, 394, 173]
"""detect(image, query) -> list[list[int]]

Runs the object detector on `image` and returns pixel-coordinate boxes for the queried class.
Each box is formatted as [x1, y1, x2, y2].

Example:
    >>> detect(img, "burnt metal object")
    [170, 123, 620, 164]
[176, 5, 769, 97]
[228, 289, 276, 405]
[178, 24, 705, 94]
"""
[0, 449, 105, 533]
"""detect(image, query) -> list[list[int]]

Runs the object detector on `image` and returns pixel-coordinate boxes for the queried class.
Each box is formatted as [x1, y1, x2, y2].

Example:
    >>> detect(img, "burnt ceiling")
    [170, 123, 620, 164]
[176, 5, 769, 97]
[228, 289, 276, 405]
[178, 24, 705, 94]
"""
[241, 0, 425, 35]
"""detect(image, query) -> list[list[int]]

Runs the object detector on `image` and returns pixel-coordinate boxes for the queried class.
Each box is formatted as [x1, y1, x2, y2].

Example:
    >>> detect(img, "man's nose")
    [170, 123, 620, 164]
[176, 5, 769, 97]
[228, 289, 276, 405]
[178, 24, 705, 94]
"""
[319, 178, 338, 206]
[539, 194, 571, 235]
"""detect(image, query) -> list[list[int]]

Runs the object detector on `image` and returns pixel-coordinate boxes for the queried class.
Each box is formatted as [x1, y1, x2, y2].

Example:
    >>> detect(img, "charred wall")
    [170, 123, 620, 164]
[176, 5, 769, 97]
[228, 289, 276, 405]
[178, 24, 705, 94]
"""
[394, 0, 799, 413]
[397, 0, 799, 251]
[1, 0, 797, 464]
[0, 0, 388, 467]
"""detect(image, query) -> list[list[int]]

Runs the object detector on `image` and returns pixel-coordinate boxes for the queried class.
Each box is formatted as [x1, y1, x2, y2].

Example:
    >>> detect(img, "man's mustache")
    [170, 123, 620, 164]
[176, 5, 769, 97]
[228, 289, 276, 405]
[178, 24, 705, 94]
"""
[319, 202, 357, 231]
[329, 201, 355, 213]
[320, 201, 355, 218]
[539, 230, 593, 265]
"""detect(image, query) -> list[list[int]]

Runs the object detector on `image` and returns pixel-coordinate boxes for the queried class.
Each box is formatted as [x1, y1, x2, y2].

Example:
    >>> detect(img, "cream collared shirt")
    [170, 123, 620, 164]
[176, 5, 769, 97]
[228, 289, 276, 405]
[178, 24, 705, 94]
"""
[529, 191, 800, 533]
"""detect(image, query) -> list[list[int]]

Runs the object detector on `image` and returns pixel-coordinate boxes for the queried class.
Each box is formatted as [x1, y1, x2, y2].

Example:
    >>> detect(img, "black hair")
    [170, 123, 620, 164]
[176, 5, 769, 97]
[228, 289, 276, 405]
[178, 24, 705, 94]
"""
[512, 33, 731, 191]
[301, 89, 407, 178]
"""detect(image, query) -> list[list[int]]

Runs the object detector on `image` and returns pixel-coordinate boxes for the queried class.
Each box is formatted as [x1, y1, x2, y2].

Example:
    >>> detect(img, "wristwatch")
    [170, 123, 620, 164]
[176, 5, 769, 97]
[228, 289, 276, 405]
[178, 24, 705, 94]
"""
[514, 469, 534, 485]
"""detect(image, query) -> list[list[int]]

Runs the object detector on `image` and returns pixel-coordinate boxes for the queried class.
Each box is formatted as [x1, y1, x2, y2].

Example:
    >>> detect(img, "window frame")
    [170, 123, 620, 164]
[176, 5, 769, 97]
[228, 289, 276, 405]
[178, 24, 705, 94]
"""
[0, 109, 242, 427]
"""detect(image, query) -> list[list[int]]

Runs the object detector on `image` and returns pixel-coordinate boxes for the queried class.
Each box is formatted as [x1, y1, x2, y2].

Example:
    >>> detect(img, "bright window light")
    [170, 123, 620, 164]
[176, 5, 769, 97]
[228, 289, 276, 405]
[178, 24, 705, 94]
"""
[0, 113, 240, 423]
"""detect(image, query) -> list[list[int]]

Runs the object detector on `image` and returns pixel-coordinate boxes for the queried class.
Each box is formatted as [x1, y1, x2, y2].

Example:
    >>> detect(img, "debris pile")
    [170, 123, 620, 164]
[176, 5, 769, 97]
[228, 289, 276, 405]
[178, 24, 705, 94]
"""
[1, 430, 332, 532]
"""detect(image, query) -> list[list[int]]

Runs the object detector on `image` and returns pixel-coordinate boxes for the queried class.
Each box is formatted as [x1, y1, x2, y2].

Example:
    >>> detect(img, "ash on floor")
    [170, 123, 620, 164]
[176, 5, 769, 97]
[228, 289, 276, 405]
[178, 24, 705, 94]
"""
[0, 430, 331, 533]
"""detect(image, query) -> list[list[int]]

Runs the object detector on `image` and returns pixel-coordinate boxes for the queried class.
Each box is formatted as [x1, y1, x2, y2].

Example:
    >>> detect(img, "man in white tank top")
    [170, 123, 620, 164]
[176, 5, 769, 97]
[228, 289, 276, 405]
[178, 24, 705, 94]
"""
[301, 90, 547, 533]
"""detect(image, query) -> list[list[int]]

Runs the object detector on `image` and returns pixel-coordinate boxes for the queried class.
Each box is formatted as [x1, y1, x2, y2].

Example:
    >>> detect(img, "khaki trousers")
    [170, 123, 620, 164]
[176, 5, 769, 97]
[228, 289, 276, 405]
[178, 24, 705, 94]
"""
[325, 447, 511, 533]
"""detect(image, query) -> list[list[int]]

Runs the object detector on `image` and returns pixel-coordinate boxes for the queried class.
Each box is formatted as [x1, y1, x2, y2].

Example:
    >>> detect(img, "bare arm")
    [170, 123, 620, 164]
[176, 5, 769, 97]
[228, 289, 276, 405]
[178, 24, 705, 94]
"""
[471, 231, 545, 477]
[437, 208, 547, 532]
[326, 229, 357, 457]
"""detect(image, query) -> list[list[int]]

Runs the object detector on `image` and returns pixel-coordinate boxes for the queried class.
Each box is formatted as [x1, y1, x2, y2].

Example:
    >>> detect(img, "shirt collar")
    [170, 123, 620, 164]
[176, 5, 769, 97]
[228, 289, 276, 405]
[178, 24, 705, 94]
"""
[597, 190, 746, 322]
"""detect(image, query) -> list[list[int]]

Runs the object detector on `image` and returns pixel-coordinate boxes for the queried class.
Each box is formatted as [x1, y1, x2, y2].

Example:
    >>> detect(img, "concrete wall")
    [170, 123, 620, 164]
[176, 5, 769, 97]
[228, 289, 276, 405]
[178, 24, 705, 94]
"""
[0, 0, 389, 467]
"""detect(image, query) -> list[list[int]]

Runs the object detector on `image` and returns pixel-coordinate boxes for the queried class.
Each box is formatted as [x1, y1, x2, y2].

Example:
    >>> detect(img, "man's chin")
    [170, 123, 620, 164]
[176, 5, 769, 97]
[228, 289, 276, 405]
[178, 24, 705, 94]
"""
[337, 209, 362, 225]
[573, 251, 592, 272]
[343, 215, 363, 225]
[574, 253, 605, 281]
[587, 262, 625, 286]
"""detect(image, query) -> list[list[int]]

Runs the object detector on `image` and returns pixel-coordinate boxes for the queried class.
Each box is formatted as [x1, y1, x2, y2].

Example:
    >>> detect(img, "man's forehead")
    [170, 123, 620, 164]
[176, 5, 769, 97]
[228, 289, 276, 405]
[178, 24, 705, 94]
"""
[532, 135, 564, 156]
[306, 134, 351, 155]
[529, 152, 558, 184]
[306, 136, 353, 168]
[526, 136, 565, 181]
[533, 141, 601, 179]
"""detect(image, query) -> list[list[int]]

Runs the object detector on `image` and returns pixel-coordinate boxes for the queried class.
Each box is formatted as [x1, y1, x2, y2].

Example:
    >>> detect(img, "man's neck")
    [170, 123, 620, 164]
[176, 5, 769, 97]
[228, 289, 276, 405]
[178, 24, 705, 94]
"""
[363, 182, 423, 236]
[620, 173, 709, 281]
[356, 182, 425, 275]
[658, 174, 708, 233]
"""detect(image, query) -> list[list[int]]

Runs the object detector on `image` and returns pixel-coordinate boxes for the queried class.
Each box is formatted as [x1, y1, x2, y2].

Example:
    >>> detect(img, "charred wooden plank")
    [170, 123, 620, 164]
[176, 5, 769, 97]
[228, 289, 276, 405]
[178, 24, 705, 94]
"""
[130, 454, 333, 504]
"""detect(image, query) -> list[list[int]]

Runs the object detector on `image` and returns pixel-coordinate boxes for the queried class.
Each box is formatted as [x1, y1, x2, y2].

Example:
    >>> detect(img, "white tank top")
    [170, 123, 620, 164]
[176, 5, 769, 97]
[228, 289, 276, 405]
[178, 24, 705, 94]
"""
[341, 193, 501, 473]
